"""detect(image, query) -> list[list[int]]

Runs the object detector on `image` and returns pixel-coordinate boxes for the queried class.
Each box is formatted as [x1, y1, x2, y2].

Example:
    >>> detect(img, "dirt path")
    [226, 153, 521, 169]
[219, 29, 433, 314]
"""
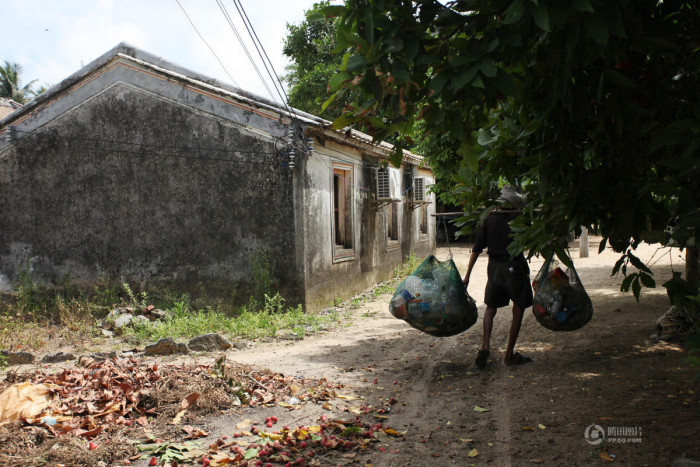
[216, 239, 698, 466]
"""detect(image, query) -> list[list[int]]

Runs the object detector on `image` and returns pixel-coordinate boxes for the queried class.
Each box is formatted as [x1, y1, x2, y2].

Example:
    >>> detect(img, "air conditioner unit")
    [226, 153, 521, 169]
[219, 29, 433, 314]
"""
[376, 168, 401, 201]
[413, 177, 427, 203]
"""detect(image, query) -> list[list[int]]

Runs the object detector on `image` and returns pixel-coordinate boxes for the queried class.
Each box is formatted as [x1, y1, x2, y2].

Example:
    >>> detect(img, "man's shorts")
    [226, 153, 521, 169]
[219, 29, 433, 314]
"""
[484, 258, 534, 309]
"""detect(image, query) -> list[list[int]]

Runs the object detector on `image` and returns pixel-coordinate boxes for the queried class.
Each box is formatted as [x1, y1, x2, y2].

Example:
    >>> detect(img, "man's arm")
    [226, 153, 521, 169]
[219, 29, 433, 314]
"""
[463, 250, 481, 288]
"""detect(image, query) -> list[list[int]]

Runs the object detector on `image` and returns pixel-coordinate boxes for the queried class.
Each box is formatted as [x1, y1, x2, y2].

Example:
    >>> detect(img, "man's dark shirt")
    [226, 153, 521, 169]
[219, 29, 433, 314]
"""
[472, 211, 525, 261]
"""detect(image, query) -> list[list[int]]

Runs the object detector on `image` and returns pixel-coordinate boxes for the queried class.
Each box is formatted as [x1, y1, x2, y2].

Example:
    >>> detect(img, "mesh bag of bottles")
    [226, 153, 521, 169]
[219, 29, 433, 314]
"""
[389, 255, 478, 337]
[532, 255, 593, 331]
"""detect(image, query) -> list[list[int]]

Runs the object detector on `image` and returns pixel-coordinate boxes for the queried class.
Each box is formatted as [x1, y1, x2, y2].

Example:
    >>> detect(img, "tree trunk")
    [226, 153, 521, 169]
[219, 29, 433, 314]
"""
[687, 245, 698, 283]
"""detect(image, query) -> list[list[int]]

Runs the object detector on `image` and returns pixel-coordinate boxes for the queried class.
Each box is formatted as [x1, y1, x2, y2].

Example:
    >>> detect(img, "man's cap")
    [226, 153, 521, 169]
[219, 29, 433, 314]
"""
[496, 185, 527, 207]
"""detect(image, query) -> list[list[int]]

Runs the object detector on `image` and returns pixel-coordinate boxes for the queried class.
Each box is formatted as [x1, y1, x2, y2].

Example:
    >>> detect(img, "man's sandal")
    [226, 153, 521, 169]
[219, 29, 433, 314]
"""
[505, 352, 532, 366]
[475, 349, 490, 368]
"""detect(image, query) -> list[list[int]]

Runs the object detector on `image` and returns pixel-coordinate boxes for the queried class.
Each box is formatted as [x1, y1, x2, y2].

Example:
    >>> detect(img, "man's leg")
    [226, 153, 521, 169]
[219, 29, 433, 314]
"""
[482, 306, 497, 350]
[476, 306, 497, 368]
[504, 304, 525, 363]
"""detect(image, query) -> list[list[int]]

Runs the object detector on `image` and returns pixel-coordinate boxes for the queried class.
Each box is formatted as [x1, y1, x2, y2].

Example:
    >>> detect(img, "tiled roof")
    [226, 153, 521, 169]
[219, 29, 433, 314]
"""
[0, 98, 22, 120]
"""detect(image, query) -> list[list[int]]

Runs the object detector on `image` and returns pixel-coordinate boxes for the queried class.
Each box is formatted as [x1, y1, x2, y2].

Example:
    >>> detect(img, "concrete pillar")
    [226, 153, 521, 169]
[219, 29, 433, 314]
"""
[580, 226, 589, 258]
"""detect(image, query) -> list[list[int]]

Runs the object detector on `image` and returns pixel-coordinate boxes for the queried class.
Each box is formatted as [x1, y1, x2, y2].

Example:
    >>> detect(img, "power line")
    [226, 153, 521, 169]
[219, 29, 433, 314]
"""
[175, 0, 245, 93]
[214, 0, 281, 107]
[230, 0, 308, 147]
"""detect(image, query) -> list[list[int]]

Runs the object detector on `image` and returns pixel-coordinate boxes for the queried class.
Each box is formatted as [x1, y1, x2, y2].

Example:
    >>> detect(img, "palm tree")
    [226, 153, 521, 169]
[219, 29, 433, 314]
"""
[0, 61, 37, 104]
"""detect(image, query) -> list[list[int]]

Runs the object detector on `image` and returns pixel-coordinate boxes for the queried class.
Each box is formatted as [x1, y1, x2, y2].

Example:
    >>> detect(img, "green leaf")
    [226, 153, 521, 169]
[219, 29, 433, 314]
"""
[329, 71, 351, 92]
[321, 92, 338, 112]
[346, 55, 367, 72]
[621, 273, 636, 292]
[390, 143, 403, 168]
[471, 74, 485, 89]
[320, 5, 348, 17]
[611, 255, 625, 276]
[477, 129, 495, 146]
[452, 64, 481, 90]
[429, 74, 450, 95]
[572, 0, 594, 13]
[330, 113, 357, 130]
[598, 237, 608, 254]
[627, 252, 652, 274]
[554, 247, 574, 270]
[479, 59, 498, 78]
[532, 5, 550, 32]
[494, 69, 518, 96]
[504, 0, 526, 24]
[639, 272, 656, 288]
[460, 140, 479, 173]
[632, 276, 641, 301]
[244, 448, 260, 460]
[385, 37, 404, 53]
[473, 405, 491, 412]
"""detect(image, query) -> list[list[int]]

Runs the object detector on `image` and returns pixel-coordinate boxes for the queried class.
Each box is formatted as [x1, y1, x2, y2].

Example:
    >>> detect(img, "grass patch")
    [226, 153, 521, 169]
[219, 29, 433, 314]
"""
[0, 251, 420, 353]
[125, 294, 339, 343]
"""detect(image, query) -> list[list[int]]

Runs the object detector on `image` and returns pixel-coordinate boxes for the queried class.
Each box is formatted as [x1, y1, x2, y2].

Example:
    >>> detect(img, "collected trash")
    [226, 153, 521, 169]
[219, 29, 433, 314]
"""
[390, 255, 478, 337]
[532, 255, 593, 331]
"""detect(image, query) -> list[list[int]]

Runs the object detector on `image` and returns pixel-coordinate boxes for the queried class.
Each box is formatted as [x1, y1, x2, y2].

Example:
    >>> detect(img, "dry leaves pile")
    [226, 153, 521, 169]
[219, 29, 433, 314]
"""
[0, 358, 345, 466]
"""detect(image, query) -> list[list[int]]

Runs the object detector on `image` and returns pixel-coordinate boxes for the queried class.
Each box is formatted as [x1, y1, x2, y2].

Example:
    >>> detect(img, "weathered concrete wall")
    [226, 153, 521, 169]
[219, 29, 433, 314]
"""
[0, 73, 303, 302]
[0, 46, 435, 309]
[300, 138, 434, 309]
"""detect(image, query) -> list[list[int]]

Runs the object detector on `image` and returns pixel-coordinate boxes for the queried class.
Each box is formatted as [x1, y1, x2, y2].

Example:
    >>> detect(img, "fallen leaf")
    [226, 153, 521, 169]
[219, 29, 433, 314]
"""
[459, 438, 474, 443]
[522, 426, 535, 431]
[384, 428, 400, 436]
[530, 459, 544, 464]
[599, 452, 614, 462]
[599, 417, 614, 421]
[468, 448, 478, 458]
[181, 392, 200, 410]
[244, 448, 259, 460]
[349, 407, 363, 415]
[277, 402, 293, 408]
[473, 406, 491, 413]
[538, 424, 546, 430]
[236, 419, 252, 430]
[337, 395, 361, 400]
[260, 432, 283, 440]
[172, 409, 186, 425]
[322, 402, 332, 410]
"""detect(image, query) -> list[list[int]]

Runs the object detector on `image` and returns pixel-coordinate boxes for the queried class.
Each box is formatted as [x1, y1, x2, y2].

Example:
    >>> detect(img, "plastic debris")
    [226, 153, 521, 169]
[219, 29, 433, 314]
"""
[390, 255, 478, 337]
[532, 255, 593, 331]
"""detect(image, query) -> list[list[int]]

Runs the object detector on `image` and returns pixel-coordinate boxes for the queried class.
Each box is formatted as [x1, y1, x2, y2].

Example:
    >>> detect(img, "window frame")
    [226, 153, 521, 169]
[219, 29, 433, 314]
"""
[331, 162, 356, 262]
[386, 201, 400, 251]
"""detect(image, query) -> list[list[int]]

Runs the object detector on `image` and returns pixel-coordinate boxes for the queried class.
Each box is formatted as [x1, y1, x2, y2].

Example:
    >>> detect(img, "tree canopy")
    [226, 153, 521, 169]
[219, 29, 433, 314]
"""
[282, 1, 345, 118]
[323, 0, 699, 301]
[0, 61, 38, 104]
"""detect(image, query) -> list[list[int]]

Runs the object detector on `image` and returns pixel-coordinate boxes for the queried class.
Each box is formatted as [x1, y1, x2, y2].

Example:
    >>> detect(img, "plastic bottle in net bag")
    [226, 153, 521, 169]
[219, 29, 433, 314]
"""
[389, 255, 478, 337]
[532, 255, 593, 331]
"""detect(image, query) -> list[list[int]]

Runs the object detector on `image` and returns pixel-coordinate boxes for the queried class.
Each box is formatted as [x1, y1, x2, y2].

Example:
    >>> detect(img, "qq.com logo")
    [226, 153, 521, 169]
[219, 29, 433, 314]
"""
[584, 424, 606, 445]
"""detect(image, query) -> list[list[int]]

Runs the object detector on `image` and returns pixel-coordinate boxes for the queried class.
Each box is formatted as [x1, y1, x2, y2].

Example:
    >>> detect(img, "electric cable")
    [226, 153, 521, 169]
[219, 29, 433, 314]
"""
[175, 0, 246, 93]
[214, 0, 281, 107]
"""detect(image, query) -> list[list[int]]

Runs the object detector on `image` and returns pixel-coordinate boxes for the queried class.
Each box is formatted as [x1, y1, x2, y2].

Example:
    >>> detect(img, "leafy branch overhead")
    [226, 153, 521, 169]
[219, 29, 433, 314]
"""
[323, 0, 699, 299]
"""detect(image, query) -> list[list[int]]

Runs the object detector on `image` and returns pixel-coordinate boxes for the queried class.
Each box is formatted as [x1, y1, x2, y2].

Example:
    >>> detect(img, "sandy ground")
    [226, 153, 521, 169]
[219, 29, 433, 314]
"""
[208, 237, 699, 466]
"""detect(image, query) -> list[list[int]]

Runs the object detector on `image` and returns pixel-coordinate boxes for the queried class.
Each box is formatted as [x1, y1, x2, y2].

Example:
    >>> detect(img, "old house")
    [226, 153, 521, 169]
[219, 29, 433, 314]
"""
[0, 43, 435, 308]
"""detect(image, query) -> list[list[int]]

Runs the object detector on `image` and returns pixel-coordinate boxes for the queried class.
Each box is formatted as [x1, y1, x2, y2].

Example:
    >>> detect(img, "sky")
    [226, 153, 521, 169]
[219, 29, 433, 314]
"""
[0, 0, 321, 100]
